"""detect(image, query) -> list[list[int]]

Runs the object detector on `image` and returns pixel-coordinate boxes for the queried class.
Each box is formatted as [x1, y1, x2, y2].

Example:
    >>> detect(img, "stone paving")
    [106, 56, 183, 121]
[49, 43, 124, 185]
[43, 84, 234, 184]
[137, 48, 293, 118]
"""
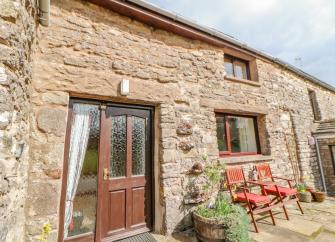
[152, 197, 335, 242]
[252, 197, 335, 242]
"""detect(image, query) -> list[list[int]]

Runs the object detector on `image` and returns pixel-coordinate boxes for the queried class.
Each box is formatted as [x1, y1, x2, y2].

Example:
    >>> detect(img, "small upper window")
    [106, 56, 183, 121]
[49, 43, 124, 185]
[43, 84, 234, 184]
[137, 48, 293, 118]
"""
[224, 55, 250, 80]
[308, 90, 321, 121]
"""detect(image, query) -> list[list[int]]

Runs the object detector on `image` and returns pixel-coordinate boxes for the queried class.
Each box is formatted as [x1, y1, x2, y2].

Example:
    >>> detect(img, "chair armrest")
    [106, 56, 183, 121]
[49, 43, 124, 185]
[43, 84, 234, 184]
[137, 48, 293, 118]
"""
[239, 186, 250, 192]
[272, 176, 294, 188]
[246, 180, 267, 187]
[272, 176, 294, 181]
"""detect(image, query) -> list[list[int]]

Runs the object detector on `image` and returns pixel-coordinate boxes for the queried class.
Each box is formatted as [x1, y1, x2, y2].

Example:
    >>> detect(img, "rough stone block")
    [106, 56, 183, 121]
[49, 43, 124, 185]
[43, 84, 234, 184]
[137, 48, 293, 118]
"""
[41, 91, 69, 106]
[37, 108, 67, 136]
[27, 182, 58, 217]
[0, 0, 18, 22]
[0, 67, 8, 84]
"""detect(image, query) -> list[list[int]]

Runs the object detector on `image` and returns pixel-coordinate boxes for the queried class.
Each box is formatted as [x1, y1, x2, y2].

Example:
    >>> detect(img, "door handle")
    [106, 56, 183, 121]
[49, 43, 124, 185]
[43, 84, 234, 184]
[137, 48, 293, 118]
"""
[103, 168, 109, 180]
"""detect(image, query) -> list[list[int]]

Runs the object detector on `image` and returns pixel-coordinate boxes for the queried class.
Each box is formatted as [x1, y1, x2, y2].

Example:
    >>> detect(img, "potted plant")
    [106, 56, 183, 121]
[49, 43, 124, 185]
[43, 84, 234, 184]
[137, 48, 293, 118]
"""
[311, 190, 326, 202]
[296, 183, 312, 203]
[192, 162, 251, 242]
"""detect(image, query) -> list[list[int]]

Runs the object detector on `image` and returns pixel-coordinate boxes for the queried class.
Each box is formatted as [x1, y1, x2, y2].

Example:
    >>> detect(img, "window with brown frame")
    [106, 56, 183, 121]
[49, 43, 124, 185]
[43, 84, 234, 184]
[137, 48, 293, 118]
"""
[308, 89, 322, 121]
[224, 55, 251, 80]
[216, 113, 260, 156]
[329, 145, 335, 175]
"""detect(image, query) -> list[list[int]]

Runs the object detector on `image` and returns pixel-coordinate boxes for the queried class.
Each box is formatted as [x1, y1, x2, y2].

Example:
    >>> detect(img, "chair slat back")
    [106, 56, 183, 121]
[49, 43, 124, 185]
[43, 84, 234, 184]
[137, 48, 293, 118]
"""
[226, 167, 246, 185]
[255, 164, 272, 180]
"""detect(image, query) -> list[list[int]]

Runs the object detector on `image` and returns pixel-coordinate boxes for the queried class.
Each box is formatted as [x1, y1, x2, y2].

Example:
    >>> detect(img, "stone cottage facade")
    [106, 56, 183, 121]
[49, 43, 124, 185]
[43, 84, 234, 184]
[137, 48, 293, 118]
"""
[1, 0, 335, 241]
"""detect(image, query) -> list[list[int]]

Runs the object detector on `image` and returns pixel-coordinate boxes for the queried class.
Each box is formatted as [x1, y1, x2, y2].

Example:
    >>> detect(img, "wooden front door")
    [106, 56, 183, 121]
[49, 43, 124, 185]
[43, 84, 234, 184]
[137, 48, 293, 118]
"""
[97, 105, 153, 241]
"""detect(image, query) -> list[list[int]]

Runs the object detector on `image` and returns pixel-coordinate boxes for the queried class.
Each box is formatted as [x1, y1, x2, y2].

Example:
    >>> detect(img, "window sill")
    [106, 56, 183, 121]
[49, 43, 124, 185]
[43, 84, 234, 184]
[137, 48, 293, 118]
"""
[219, 154, 272, 164]
[225, 76, 260, 87]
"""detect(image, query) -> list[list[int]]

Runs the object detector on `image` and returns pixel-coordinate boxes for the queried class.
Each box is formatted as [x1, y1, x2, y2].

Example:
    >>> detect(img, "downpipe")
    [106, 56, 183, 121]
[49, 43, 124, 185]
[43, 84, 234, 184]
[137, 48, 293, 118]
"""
[314, 136, 327, 194]
[39, 0, 50, 26]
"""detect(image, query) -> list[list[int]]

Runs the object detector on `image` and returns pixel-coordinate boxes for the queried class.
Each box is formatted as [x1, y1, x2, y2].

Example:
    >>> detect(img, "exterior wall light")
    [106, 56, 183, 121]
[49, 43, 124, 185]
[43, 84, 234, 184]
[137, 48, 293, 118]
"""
[120, 79, 130, 96]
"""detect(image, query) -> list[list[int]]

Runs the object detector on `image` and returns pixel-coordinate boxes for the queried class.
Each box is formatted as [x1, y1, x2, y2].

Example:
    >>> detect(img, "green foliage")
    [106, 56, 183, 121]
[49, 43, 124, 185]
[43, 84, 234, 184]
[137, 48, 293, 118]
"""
[82, 148, 98, 174]
[195, 159, 250, 242]
[38, 222, 52, 242]
[203, 161, 225, 195]
[295, 183, 307, 193]
[195, 194, 251, 242]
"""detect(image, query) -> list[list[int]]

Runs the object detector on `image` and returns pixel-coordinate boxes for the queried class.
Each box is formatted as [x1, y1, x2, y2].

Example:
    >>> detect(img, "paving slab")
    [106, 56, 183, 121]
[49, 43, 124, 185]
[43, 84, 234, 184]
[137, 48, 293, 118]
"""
[153, 198, 335, 242]
[273, 216, 322, 237]
[314, 232, 335, 242]
[251, 225, 310, 242]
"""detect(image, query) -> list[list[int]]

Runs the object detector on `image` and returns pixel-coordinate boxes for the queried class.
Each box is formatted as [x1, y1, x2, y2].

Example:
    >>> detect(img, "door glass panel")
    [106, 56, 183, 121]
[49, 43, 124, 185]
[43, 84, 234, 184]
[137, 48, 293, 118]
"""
[110, 115, 126, 177]
[68, 104, 99, 238]
[228, 116, 257, 153]
[132, 116, 146, 175]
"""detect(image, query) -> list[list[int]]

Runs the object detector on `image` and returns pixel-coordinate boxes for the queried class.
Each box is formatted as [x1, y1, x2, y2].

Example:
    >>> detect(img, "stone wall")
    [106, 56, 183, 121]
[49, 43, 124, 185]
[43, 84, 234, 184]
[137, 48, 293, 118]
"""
[24, 0, 335, 240]
[0, 0, 36, 241]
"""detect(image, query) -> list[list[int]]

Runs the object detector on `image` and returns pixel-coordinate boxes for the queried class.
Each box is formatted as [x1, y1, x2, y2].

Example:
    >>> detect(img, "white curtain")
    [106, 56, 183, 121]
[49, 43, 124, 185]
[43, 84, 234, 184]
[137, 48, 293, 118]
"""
[64, 104, 92, 239]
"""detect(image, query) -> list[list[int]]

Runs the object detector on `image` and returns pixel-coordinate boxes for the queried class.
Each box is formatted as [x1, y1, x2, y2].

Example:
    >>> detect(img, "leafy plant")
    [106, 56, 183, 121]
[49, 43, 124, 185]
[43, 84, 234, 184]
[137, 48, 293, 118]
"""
[38, 222, 52, 242]
[295, 183, 307, 193]
[202, 161, 225, 196]
[194, 159, 250, 242]
[195, 194, 251, 242]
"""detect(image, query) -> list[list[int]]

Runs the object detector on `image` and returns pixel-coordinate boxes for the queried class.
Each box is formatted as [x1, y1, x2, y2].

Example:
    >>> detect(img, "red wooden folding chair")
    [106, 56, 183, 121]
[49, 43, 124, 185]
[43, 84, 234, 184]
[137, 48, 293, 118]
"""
[225, 166, 276, 233]
[255, 164, 304, 220]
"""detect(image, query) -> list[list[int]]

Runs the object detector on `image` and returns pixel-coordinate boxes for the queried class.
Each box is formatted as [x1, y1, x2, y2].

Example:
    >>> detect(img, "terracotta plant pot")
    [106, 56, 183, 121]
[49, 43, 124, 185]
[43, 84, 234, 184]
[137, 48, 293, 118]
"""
[193, 213, 225, 242]
[312, 191, 326, 202]
[297, 192, 312, 203]
[306, 186, 314, 192]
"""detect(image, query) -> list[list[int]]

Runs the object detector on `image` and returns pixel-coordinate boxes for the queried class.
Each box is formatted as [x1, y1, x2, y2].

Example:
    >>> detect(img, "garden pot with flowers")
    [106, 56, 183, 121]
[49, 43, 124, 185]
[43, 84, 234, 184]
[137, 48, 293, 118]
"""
[296, 183, 312, 203]
[192, 161, 251, 242]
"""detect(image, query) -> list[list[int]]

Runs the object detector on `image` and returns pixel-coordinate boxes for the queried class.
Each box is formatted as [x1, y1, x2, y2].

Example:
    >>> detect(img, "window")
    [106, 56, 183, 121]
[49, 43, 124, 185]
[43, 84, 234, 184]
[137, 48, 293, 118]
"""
[308, 90, 321, 121]
[330, 146, 335, 175]
[65, 103, 99, 239]
[216, 114, 260, 156]
[224, 55, 250, 80]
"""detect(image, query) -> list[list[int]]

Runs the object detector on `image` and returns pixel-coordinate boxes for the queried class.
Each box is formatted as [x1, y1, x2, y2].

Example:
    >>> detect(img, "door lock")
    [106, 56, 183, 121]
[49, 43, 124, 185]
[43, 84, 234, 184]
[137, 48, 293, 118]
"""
[103, 168, 109, 180]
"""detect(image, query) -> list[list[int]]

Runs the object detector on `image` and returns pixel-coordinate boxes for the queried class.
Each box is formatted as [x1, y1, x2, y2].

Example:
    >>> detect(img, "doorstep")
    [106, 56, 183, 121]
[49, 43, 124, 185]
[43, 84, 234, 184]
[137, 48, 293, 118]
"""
[151, 229, 197, 242]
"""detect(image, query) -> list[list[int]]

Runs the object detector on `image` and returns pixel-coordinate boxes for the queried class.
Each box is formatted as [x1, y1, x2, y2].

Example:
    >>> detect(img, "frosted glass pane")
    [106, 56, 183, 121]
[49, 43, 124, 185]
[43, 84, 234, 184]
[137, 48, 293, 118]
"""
[110, 116, 126, 177]
[132, 117, 146, 175]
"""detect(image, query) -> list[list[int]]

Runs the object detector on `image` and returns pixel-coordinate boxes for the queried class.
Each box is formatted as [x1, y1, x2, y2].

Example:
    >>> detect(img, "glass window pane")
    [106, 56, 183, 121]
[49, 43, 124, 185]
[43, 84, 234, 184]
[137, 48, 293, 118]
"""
[216, 116, 228, 151]
[68, 105, 99, 238]
[110, 115, 126, 177]
[224, 57, 234, 77]
[233, 60, 248, 79]
[132, 116, 146, 175]
[228, 116, 257, 153]
[331, 146, 335, 174]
